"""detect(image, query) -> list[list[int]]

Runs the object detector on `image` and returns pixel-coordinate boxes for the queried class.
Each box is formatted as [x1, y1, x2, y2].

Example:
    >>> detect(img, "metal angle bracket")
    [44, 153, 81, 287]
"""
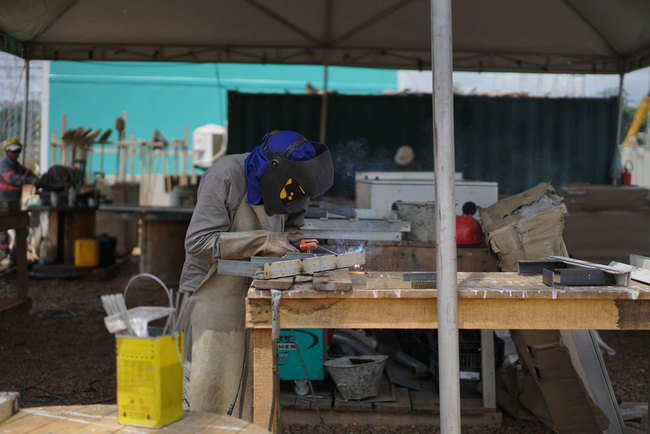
[542, 268, 618, 287]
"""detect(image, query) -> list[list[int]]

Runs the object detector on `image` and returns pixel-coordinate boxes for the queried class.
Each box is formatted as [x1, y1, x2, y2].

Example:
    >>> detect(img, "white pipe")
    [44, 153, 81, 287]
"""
[21, 59, 30, 166]
[615, 73, 624, 147]
[431, 0, 460, 432]
[41, 61, 51, 171]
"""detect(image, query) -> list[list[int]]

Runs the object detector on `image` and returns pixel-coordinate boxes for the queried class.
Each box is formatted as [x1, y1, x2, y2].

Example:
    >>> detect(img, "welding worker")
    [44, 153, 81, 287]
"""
[179, 130, 334, 419]
[0, 138, 39, 258]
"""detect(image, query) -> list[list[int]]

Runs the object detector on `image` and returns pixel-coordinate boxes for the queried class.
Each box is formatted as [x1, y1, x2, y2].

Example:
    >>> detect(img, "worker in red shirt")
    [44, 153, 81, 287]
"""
[0, 138, 39, 258]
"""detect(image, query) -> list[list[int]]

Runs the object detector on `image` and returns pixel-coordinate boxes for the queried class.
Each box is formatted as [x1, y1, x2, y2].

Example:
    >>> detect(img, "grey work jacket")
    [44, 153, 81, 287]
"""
[179, 153, 304, 293]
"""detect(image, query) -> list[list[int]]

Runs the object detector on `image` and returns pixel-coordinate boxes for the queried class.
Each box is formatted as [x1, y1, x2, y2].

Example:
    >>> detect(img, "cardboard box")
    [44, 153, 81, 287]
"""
[479, 183, 567, 271]
[558, 183, 650, 264]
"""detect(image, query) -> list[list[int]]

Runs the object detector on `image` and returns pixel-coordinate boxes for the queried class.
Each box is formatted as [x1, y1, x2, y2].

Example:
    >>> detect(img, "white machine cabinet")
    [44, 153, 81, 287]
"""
[355, 171, 498, 213]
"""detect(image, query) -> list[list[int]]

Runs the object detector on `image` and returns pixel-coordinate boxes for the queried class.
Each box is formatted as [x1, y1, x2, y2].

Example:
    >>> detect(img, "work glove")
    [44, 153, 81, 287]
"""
[219, 229, 304, 260]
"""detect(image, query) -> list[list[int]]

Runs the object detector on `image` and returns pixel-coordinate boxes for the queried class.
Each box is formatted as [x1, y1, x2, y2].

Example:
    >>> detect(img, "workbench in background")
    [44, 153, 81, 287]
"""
[28, 205, 96, 265]
[99, 204, 193, 285]
[246, 271, 650, 431]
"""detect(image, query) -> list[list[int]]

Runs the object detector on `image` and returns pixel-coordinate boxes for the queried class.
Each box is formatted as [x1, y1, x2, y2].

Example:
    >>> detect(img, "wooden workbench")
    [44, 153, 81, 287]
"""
[245, 271, 650, 430]
[0, 404, 268, 433]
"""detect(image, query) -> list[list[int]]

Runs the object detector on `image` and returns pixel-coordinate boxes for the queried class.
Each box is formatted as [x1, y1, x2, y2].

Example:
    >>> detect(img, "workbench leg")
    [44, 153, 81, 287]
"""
[15, 227, 27, 299]
[481, 329, 496, 409]
[252, 328, 278, 432]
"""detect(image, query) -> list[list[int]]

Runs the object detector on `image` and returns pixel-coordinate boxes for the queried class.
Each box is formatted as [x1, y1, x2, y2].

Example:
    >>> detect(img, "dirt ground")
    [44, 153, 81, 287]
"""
[0, 255, 647, 433]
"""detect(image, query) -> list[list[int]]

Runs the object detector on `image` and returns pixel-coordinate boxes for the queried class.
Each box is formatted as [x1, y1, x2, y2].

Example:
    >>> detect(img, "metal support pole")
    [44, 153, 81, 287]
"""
[431, 0, 460, 432]
[20, 59, 30, 166]
[615, 73, 624, 146]
[319, 65, 329, 144]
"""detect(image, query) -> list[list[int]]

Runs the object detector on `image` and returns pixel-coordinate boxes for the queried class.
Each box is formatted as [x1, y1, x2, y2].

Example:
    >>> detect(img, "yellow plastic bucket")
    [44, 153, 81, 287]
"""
[116, 332, 184, 427]
[74, 238, 99, 267]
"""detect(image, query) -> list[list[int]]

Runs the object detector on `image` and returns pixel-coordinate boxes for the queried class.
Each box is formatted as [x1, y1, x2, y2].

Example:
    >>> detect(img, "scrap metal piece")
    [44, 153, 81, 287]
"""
[518, 260, 567, 275]
[549, 256, 631, 286]
[543, 268, 617, 287]
[608, 261, 650, 285]
[218, 250, 366, 279]
[403, 272, 437, 281]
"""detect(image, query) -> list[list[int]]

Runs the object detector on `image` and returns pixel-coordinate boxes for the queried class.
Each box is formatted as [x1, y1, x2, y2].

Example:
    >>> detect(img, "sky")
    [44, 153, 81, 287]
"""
[398, 67, 650, 106]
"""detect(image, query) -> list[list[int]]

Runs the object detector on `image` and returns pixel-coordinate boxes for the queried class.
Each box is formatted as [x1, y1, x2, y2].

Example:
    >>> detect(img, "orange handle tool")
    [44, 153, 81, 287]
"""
[299, 239, 319, 251]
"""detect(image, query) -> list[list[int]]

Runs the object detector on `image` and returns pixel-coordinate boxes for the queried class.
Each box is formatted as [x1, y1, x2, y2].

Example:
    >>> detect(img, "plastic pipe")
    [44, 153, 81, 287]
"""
[431, 0, 461, 432]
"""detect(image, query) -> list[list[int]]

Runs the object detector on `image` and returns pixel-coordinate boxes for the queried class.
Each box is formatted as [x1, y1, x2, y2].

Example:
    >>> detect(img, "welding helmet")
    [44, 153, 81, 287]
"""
[260, 133, 334, 215]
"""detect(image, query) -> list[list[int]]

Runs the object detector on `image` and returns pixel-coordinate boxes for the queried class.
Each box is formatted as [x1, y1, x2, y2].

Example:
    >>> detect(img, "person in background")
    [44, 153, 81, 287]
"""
[0, 138, 39, 259]
[179, 130, 334, 419]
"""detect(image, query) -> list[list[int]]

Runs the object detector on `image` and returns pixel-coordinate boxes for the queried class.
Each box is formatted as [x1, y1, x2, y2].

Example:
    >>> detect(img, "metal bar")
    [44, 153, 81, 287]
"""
[543, 268, 617, 287]
[319, 201, 356, 218]
[518, 260, 567, 275]
[260, 250, 366, 279]
[403, 272, 437, 281]
[303, 219, 410, 232]
[20, 59, 30, 165]
[608, 261, 650, 285]
[301, 229, 403, 241]
[480, 330, 496, 409]
[431, 0, 460, 431]
[217, 259, 263, 277]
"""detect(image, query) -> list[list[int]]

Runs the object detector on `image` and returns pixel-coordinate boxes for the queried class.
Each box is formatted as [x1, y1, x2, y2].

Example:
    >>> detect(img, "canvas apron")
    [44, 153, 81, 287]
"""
[188, 195, 284, 420]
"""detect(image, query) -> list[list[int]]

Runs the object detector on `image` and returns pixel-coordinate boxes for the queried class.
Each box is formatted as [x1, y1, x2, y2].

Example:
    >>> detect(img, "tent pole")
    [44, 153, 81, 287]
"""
[431, 0, 460, 432]
[319, 64, 329, 144]
[615, 72, 624, 145]
[21, 58, 30, 166]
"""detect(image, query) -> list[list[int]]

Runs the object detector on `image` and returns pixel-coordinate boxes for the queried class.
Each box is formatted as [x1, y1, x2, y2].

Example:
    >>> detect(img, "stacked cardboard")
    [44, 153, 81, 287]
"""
[479, 182, 567, 271]
[558, 183, 650, 264]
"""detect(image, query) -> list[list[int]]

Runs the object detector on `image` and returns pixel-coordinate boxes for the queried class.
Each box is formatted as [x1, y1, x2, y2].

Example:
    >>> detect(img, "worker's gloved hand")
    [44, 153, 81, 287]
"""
[219, 229, 304, 260]
[26, 175, 41, 187]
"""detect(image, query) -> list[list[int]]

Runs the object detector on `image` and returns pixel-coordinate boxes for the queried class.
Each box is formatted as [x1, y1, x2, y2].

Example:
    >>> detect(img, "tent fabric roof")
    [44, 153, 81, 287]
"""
[1, 0, 649, 74]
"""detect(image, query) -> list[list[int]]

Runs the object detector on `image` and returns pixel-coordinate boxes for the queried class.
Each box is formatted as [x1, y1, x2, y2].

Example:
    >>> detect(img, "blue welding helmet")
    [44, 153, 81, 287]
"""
[260, 134, 334, 215]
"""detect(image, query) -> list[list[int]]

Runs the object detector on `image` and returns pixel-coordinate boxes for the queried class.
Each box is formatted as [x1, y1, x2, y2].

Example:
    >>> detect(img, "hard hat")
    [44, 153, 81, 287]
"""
[394, 145, 415, 166]
[3, 138, 23, 153]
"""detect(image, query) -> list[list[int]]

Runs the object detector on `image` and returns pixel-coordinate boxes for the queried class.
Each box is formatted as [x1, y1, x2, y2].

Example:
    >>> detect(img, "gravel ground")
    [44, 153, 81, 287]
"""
[0, 256, 647, 433]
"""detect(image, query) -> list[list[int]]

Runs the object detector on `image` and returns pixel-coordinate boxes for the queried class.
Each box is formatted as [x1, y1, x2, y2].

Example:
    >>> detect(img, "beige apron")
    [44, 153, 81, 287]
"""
[188, 195, 284, 420]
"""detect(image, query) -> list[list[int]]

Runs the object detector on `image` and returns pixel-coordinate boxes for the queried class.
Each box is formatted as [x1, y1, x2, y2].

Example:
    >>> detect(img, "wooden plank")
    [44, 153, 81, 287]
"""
[410, 387, 439, 413]
[313, 268, 352, 291]
[248, 296, 650, 330]
[252, 276, 294, 290]
[0, 392, 19, 423]
[333, 398, 373, 412]
[252, 329, 275, 432]
[373, 386, 411, 413]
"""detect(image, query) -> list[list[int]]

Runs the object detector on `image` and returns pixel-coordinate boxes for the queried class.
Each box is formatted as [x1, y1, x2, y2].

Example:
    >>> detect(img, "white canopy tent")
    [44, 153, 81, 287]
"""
[2, 1, 650, 432]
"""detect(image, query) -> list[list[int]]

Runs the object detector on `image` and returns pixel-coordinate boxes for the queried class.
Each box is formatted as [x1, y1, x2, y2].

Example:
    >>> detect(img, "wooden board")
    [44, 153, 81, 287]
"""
[373, 386, 411, 413]
[0, 404, 268, 433]
[253, 276, 294, 290]
[313, 268, 352, 291]
[410, 387, 439, 413]
[0, 392, 19, 424]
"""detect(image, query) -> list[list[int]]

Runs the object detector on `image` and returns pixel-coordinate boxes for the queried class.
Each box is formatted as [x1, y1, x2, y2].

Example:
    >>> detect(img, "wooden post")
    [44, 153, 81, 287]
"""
[50, 131, 57, 167]
[180, 126, 188, 186]
[60, 114, 67, 165]
[253, 328, 277, 433]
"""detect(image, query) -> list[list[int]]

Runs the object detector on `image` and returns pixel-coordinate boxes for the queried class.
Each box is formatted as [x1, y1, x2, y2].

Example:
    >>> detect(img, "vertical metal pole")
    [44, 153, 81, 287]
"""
[615, 73, 624, 146]
[431, 0, 460, 432]
[319, 65, 329, 144]
[21, 59, 30, 166]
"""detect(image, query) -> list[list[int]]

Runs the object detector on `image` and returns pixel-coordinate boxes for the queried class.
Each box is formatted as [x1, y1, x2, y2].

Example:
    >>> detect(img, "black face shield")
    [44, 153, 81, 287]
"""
[260, 135, 334, 215]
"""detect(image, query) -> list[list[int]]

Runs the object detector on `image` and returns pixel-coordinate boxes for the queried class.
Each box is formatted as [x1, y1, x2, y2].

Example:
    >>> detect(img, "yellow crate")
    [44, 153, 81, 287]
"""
[116, 332, 184, 427]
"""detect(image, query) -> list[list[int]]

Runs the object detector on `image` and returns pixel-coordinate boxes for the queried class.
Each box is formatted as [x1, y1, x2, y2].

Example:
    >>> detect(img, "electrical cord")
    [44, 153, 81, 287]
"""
[227, 327, 249, 416]
[290, 329, 330, 434]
